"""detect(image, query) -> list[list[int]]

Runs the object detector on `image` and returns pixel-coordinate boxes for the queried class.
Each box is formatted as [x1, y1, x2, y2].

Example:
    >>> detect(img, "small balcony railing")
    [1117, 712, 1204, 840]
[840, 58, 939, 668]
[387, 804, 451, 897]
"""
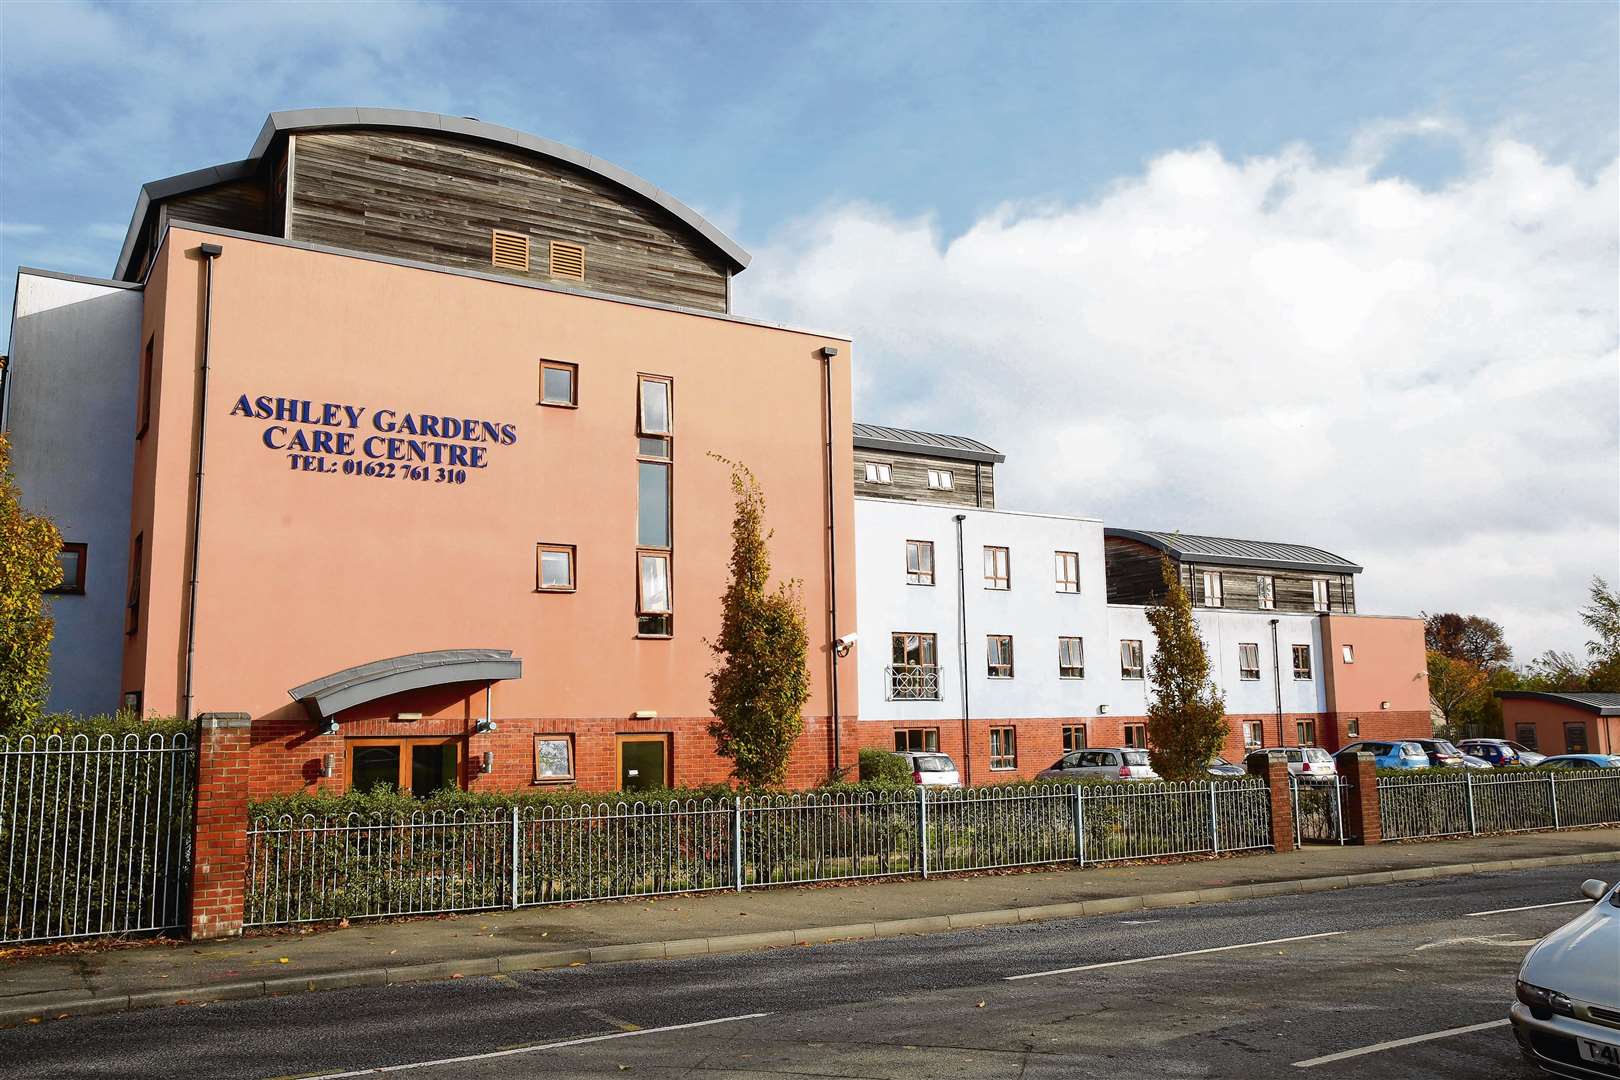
[887, 664, 942, 701]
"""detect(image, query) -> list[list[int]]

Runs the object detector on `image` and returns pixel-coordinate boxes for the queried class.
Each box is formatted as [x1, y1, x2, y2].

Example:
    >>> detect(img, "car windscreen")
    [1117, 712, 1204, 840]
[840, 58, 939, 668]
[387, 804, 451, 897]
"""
[915, 756, 953, 772]
[1123, 751, 1150, 766]
[1304, 748, 1332, 762]
[1434, 741, 1461, 755]
[1398, 742, 1425, 756]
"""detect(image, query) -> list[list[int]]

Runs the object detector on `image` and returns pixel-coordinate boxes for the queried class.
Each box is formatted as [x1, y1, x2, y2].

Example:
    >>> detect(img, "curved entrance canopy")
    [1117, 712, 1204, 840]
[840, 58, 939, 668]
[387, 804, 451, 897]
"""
[288, 648, 523, 724]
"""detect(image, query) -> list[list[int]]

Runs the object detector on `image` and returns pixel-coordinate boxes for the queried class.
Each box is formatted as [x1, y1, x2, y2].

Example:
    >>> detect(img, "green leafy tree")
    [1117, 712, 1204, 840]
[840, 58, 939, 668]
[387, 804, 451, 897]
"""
[706, 457, 811, 788]
[1144, 557, 1228, 781]
[1427, 650, 1491, 735]
[1579, 576, 1620, 692]
[0, 435, 62, 728]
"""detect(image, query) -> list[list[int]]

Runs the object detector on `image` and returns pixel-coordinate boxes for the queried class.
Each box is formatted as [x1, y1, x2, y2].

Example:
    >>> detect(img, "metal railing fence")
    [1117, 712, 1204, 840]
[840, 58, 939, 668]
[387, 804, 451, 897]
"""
[885, 664, 942, 701]
[245, 778, 1273, 927]
[1, 733, 195, 943]
[1290, 776, 1347, 846]
[1378, 769, 1620, 841]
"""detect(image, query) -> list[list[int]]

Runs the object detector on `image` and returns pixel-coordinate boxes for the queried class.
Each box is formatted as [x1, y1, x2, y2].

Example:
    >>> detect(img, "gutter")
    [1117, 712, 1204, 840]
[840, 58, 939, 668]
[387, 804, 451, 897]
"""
[181, 243, 224, 724]
[954, 513, 972, 785]
[1270, 618, 1283, 745]
[820, 346, 842, 777]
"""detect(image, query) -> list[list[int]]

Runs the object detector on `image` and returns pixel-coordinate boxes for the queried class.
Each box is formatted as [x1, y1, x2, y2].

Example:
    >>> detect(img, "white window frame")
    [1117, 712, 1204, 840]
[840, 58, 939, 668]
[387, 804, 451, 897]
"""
[1341, 644, 1355, 664]
[1202, 570, 1223, 607]
[987, 634, 1015, 678]
[864, 461, 892, 484]
[905, 540, 935, 586]
[1312, 578, 1330, 612]
[1256, 575, 1275, 610]
[1058, 636, 1085, 679]
[1120, 639, 1145, 680]
[1238, 642, 1261, 681]
[1243, 721, 1264, 748]
[1292, 643, 1313, 680]
[927, 468, 954, 490]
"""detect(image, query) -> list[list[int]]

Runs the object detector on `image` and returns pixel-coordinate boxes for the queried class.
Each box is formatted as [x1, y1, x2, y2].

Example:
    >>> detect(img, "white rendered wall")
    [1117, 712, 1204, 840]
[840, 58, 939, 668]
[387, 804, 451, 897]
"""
[5, 271, 142, 716]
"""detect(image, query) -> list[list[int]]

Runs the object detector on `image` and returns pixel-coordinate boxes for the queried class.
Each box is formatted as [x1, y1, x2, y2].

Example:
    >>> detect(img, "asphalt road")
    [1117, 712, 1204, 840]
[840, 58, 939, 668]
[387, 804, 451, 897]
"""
[6, 861, 1617, 1079]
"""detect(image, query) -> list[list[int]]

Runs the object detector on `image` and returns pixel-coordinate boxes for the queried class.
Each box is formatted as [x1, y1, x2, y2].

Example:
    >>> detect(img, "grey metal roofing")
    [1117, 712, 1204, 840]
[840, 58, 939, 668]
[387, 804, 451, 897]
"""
[1496, 691, 1620, 715]
[114, 107, 750, 281]
[1105, 528, 1363, 574]
[853, 423, 1006, 464]
[288, 648, 523, 723]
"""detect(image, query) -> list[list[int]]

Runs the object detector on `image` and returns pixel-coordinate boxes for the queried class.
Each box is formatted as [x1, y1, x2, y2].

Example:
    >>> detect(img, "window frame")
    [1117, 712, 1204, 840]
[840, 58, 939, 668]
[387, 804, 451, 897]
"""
[1256, 574, 1275, 611]
[983, 545, 1010, 590]
[1054, 550, 1080, 593]
[891, 631, 939, 668]
[1062, 724, 1088, 753]
[533, 734, 576, 783]
[926, 468, 954, 490]
[125, 533, 143, 636]
[1238, 642, 1261, 681]
[1296, 719, 1317, 747]
[136, 336, 154, 439]
[49, 542, 88, 595]
[637, 549, 673, 617]
[1292, 643, 1313, 680]
[1341, 644, 1355, 664]
[1202, 570, 1223, 607]
[1123, 723, 1148, 749]
[1312, 578, 1331, 612]
[989, 726, 1017, 771]
[1243, 721, 1264, 748]
[986, 634, 1015, 678]
[347, 736, 463, 796]
[1058, 636, 1085, 679]
[1514, 723, 1538, 751]
[905, 540, 936, 586]
[615, 733, 671, 788]
[863, 461, 893, 484]
[1345, 718, 1361, 739]
[539, 359, 579, 408]
[894, 728, 940, 753]
[535, 542, 577, 592]
[1564, 722, 1589, 755]
[637, 374, 673, 437]
[1120, 639, 1145, 680]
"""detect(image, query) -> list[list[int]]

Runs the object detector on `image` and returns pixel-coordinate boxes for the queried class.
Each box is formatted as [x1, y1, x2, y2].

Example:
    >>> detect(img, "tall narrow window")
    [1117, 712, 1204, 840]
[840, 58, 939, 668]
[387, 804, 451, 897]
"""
[989, 727, 1017, 770]
[1120, 639, 1144, 679]
[905, 540, 935, 585]
[136, 337, 154, 439]
[1312, 578, 1330, 612]
[1058, 636, 1085, 678]
[1292, 644, 1313, 680]
[1341, 644, 1355, 664]
[1256, 575, 1275, 610]
[1238, 643, 1261, 680]
[1054, 551, 1080, 593]
[125, 533, 143, 635]
[983, 546, 1010, 590]
[636, 376, 673, 636]
[986, 635, 1014, 678]
[1202, 570, 1223, 607]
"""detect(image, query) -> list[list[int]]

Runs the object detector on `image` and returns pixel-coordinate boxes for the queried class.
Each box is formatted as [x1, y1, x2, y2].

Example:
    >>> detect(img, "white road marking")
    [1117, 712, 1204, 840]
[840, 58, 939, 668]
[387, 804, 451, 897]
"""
[1004, 931, 1346, 980]
[299, 1013, 770, 1078]
[1464, 899, 1591, 918]
[1414, 933, 1540, 951]
[1292, 1019, 1510, 1067]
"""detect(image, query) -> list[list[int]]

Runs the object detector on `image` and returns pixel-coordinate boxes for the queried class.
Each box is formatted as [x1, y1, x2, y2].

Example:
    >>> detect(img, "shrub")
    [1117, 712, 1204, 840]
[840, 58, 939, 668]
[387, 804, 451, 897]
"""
[857, 747, 913, 785]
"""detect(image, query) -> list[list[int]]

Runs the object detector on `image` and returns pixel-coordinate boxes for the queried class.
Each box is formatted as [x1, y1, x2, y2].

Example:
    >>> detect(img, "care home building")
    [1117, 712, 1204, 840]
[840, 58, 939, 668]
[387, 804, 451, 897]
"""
[5, 109, 858, 798]
[852, 427, 1431, 782]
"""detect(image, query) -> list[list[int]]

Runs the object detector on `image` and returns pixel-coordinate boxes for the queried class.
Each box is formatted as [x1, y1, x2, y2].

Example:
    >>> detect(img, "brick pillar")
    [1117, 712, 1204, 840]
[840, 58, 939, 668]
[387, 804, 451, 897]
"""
[1337, 751, 1382, 845]
[1248, 749, 1295, 854]
[189, 712, 251, 940]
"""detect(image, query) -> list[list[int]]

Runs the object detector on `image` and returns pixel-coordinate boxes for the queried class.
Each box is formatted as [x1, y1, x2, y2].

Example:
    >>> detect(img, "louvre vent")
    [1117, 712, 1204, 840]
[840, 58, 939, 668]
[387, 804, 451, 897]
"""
[491, 229, 530, 271]
[549, 240, 586, 281]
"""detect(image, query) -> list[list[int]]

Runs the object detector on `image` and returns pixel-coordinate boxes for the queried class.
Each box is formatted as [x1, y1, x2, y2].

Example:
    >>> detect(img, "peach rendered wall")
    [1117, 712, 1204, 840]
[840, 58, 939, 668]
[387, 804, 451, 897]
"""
[1500, 698, 1618, 756]
[128, 229, 856, 752]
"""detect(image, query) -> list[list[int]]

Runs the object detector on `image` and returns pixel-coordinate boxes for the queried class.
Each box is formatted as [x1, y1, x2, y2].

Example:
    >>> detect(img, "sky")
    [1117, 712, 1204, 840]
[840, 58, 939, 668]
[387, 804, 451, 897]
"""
[1, 1, 1616, 662]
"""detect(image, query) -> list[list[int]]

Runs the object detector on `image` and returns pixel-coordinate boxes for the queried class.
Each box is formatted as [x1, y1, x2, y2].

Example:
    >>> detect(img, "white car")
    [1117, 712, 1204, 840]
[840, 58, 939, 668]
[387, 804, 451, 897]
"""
[1511, 876, 1620, 1076]
[893, 751, 961, 788]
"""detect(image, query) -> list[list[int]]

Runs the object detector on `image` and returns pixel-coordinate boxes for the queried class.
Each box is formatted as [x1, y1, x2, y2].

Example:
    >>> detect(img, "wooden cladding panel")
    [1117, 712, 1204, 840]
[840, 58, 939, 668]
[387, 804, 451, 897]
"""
[1104, 538, 1356, 613]
[854, 449, 995, 508]
[287, 131, 731, 312]
[159, 177, 270, 236]
[1103, 538, 1168, 604]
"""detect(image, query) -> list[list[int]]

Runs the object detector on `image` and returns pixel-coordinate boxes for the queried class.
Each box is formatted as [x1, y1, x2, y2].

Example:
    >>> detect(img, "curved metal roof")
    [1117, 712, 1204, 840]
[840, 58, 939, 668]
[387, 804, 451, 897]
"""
[853, 422, 1006, 464]
[288, 648, 523, 724]
[1105, 528, 1362, 574]
[115, 107, 750, 280]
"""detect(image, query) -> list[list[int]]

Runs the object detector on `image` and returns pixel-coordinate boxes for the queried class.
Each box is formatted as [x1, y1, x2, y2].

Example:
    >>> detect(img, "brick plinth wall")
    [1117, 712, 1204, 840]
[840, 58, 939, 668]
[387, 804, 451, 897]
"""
[190, 712, 252, 940]
[1337, 751, 1381, 845]
[1247, 750, 1295, 854]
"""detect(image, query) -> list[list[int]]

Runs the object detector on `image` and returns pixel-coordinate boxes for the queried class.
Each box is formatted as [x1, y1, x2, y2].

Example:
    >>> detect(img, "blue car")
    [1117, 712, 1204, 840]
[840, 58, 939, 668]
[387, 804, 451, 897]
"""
[1337, 740, 1430, 770]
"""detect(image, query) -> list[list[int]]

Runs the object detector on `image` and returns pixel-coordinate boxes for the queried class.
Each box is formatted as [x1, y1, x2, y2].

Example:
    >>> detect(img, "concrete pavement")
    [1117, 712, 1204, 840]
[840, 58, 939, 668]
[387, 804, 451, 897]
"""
[2, 827, 1617, 1028]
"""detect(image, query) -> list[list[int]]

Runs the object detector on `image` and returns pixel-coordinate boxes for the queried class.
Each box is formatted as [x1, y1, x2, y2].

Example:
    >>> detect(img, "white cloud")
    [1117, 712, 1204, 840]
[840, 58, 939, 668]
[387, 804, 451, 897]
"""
[0, 223, 45, 236]
[737, 133, 1619, 661]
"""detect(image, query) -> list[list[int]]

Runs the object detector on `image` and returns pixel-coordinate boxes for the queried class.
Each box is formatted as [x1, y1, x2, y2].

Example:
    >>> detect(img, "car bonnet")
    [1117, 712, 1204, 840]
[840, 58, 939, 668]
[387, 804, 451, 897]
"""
[1520, 889, 1620, 1007]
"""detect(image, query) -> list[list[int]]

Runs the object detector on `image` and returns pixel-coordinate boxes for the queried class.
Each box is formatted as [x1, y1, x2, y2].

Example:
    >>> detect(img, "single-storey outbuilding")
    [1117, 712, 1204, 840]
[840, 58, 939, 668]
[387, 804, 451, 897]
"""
[1495, 691, 1620, 757]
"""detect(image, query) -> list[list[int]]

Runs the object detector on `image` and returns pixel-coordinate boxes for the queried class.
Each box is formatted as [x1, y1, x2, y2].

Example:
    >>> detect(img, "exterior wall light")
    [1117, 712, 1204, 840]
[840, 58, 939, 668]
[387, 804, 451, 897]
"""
[321, 718, 339, 736]
[1381, 701, 1391, 710]
[1098, 704, 1109, 715]
[480, 751, 494, 775]
[475, 717, 497, 734]
[321, 753, 335, 778]
[633, 710, 658, 720]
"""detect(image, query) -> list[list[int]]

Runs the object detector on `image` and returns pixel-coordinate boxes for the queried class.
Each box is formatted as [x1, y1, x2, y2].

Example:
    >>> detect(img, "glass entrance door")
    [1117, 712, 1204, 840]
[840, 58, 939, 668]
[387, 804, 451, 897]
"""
[618, 735, 670, 792]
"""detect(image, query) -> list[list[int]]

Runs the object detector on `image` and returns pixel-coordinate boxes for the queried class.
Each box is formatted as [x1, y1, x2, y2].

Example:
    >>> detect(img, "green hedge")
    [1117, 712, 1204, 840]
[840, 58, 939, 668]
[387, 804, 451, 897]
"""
[2, 710, 189, 742]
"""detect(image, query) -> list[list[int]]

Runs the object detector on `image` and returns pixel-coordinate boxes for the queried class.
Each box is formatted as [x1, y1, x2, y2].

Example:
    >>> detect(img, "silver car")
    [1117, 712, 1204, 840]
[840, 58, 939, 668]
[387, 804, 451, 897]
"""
[1511, 877, 1620, 1076]
[1038, 747, 1158, 782]
[893, 751, 961, 787]
[1245, 745, 1337, 783]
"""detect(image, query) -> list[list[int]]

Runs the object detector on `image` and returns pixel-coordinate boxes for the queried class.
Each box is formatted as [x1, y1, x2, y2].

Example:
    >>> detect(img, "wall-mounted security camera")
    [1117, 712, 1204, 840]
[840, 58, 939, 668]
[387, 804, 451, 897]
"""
[835, 631, 859, 657]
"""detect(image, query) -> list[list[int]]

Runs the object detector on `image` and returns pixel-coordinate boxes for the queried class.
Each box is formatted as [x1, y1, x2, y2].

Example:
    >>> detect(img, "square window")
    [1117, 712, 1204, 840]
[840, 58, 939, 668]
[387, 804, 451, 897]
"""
[1120, 639, 1144, 679]
[638, 376, 672, 436]
[987, 635, 1014, 678]
[534, 735, 575, 782]
[1058, 636, 1085, 678]
[1238, 642, 1260, 680]
[927, 468, 954, 490]
[983, 546, 1010, 589]
[48, 542, 88, 595]
[1292, 644, 1313, 680]
[1055, 551, 1080, 593]
[864, 462, 892, 484]
[1341, 644, 1355, 664]
[905, 540, 935, 586]
[989, 727, 1017, 770]
[1123, 723, 1148, 749]
[1062, 725, 1087, 753]
[540, 361, 578, 407]
[536, 543, 575, 591]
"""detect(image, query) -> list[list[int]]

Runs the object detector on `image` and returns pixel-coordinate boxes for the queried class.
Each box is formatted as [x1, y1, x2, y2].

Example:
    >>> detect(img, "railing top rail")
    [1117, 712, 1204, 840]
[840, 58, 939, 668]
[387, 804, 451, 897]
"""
[0, 730, 192, 754]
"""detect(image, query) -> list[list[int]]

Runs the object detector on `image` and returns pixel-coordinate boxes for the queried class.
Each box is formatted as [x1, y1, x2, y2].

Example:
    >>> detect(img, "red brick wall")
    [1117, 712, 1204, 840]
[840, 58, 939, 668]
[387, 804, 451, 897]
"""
[190, 713, 252, 939]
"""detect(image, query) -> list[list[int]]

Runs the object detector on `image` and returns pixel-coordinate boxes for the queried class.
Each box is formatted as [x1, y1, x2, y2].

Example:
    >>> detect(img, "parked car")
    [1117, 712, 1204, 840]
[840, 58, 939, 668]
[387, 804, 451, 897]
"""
[1337, 740, 1430, 770]
[893, 751, 961, 787]
[1244, 746, 1337, 783]
[1461, 753, 1494, 770]
[1510, 877, 1620, 1075]
[1536, 754, 1620, 770]
[1038, 748, 1158, 781]
[1207, 756, 1246, 778]
[1411, 738, 1468, 769]
[1459, 738, 1546, 767]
